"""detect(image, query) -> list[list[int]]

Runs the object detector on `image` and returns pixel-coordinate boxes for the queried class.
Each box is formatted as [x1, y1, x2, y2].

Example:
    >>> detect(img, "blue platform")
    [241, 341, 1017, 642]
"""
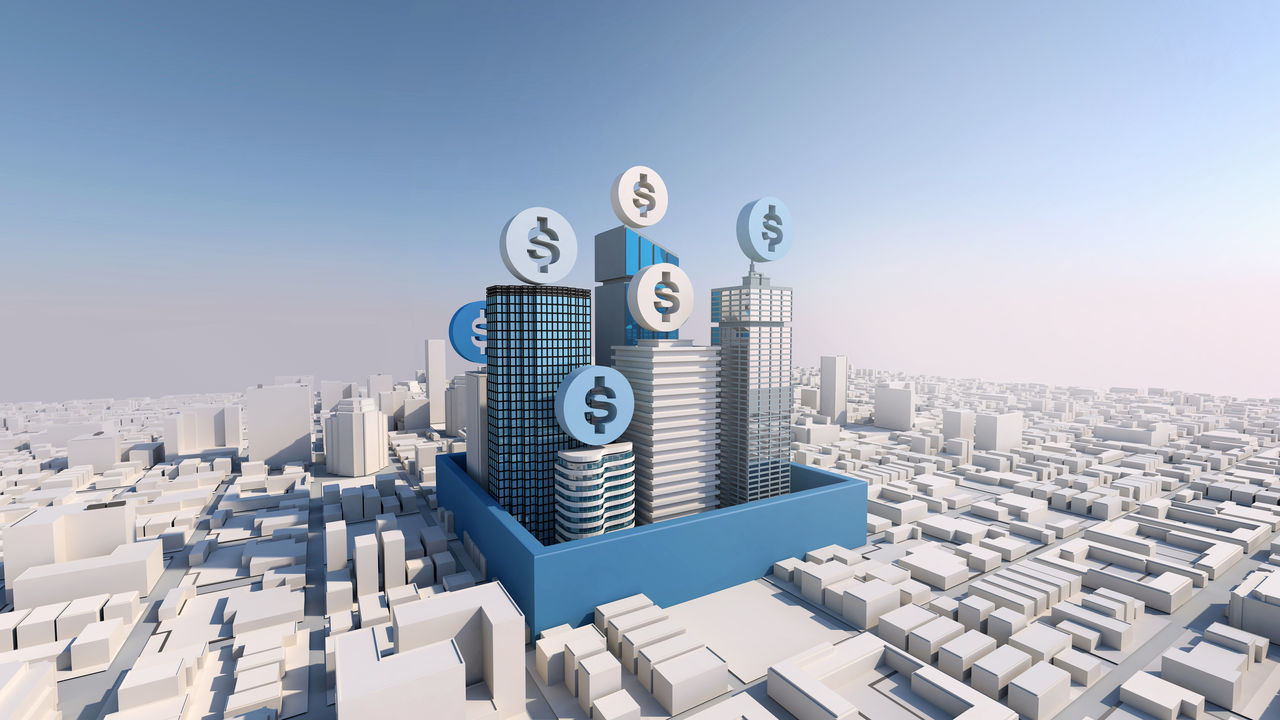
[435, 453, 868, 635]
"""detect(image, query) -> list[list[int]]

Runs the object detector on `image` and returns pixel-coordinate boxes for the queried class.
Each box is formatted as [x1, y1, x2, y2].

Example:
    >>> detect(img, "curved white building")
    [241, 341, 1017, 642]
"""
[554, 442, 636, 543]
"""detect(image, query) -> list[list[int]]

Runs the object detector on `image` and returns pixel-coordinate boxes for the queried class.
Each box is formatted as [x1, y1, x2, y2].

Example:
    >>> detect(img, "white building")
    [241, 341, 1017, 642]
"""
[444, 374, 468, 438]
[465, 371, 488, 485]
[67, 432, 121, 474]
[613, 339, 720, 524]
[874, 382, 915, 431]
[163, 404, 242, 457]
[975, 411, 1023, 452]
[819, 355, 848, 425]
[554, 442, 635, 543]
[324, 398, 388, 477]
[711, 271, 791, 506]
[424, 339, 447, 427]
[245, 383, 313, 469]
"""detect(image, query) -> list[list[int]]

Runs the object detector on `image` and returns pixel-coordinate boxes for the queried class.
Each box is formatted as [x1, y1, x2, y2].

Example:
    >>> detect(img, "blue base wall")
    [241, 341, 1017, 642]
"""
[435, 453, 867, 635]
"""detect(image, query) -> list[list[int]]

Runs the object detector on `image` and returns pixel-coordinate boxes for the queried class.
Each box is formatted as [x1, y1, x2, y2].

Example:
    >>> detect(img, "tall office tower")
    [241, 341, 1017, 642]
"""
[245, 383, 313, 469]
[486, 285, 592, 545]
[424, 339, 447, 427]
[819, 355, 849, 425]
[711, 270, 793, 506]
[553, 442, 636, 543]
[593, 226, 679, 366]
[324, 398, 388, 477]
[613, 340, 720, 523]
[464, 370, 487, 485]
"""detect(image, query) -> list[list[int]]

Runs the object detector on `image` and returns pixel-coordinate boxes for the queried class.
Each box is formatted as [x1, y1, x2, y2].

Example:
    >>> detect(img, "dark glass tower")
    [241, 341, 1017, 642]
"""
[593, 226, 679, 365]
[485, 285, 591, 544]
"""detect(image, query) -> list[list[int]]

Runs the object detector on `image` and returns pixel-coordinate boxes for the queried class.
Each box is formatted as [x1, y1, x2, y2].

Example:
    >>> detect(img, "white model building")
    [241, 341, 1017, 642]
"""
[465, 370, 487, 484]
[245, 383, 313, 469]
[67, 432, 121, 474]
[320, 380, 357, 414]
[444, 374, 468, 438]
[975, 411, 1023, 452]
[163, 404, 242, 457]
[425, 338, 447, 427]
[613, 339, 720, 524]
[874, 382, 915, 431]
[324, 398, 388, 477]
[554, 442, 636, 543]
[819, 354, 848, 425]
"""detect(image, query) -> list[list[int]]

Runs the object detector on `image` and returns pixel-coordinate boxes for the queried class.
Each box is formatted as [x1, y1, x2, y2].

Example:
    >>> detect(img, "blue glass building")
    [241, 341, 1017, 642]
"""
[593, 226, 679, 366]
[485, 284, 592, 545]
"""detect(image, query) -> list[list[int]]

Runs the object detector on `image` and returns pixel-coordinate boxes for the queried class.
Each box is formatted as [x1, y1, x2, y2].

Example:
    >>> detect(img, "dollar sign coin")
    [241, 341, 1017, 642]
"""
[526, 216, 560, 274]
[736, 197, 793, 263]
[500, 207, 577, 285]
[584, 381, 618, 433]
[761, 204, 784, 251]
[611, 165, 668, 229]
[627, 263, 693, 331]
[448, 301, 488, 364]
[555, 365, 635, 445]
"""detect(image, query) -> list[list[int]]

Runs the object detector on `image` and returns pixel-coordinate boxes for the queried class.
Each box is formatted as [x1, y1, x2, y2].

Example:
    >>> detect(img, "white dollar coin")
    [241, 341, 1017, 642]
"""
[611, 165, 668, 229]
[499, 207, 577, 285]
[627, 262, 693, 332]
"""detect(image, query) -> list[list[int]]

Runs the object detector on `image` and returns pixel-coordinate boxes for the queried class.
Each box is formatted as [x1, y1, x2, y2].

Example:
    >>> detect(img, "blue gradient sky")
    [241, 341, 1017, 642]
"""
[2, 2, 1278, 401]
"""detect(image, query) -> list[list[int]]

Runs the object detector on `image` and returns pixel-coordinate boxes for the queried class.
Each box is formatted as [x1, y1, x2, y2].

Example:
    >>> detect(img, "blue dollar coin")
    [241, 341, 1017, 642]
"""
[448, 301, 487, 365]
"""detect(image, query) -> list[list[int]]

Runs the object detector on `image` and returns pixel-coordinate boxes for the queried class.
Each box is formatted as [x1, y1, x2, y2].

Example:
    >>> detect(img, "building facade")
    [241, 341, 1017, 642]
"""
[593, 226, 679, 366]
[711, 271, 793, 506]
[324, 398, 388, 477]
[819, 355, 848, 425]
[613, 339, 720, 523]
[485, 285, 592, 545]
[553, 442, 636, 543]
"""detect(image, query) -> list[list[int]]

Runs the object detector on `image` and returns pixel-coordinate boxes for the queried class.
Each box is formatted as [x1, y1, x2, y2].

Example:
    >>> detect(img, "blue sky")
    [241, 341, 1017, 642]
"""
[2, 2, 1278, 401]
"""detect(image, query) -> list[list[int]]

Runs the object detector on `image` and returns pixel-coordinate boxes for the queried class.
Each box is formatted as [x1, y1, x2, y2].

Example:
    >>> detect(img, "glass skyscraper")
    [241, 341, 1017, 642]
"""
[711, 270, 793, 506]
[593, 225, 679, 366]
[485, 284, 591, 545]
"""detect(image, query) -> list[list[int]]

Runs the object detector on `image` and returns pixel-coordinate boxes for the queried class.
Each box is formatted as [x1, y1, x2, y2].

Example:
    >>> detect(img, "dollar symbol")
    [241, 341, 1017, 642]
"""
[761, 205, 784, 252]
[527, 216, 560, 274]
[470, 310, 486, 357]
[632, 173, 656, 218]
[584, 377, 618, 435]
[653, 271, 681, 324]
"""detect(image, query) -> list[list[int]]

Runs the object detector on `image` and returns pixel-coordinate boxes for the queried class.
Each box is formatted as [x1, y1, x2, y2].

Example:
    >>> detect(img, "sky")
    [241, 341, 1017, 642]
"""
[1, 2, 1278, 402]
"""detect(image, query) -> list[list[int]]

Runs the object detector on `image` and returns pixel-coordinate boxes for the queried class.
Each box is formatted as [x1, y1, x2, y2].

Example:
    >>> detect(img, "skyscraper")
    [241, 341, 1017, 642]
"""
[553, 441, 636, 543]
[485, 285, 591, 545]
[424, 338, 447, 427]
[711, 270, 792, 506]
[613, 339, 720, 523]
[820, 355, 848, 425]
[593, 226, 679, 366]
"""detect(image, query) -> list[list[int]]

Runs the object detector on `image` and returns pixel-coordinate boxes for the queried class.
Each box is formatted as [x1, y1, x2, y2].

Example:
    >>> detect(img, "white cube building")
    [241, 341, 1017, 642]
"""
[975, 412, 1023, 452]
[245, 383, 313, 469]
[324, 398, 388, 477]
[874, 382, 915, 431]
[613, 339, 720, 524]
